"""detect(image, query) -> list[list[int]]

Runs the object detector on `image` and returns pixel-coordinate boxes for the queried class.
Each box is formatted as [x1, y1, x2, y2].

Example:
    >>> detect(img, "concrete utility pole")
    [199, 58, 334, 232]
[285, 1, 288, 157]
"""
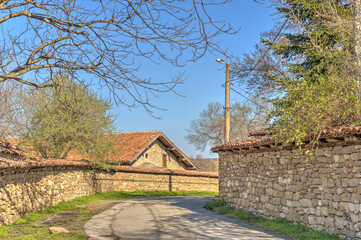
[216, 58, 231, 143]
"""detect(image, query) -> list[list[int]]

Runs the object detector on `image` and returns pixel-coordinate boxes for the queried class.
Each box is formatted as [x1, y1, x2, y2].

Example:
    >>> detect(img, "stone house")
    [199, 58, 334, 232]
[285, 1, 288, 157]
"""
[68, 130, 198, 170]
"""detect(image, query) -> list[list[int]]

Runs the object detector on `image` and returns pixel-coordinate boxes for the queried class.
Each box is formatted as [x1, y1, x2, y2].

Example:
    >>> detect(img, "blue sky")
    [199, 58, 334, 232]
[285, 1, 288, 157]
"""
[112, 1, 275, 158]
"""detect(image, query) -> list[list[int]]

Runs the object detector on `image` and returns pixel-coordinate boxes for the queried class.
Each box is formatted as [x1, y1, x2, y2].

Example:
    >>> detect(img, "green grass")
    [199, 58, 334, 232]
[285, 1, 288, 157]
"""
[0, 190, 217, 240]
[204, 199, 341, 240]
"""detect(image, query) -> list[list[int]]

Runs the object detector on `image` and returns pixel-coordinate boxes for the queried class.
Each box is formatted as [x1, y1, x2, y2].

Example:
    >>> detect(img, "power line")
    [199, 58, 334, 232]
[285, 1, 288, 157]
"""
[229, 84, 267, 110]
[225, 18, 288, 107]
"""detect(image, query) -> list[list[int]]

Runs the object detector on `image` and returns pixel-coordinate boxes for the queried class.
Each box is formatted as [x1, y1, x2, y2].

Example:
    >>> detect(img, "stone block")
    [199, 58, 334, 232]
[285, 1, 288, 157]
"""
[341, 193, 351, 202]
[324, 151, 332, 158]
[351, 213, 359, 223]
[285, 191, 292, 200]
[351, 194, 360, 204]
[300, 198, 312, 208]
[321, 207, 328, 216]
[332, 146, 344, 155]
[325, 217, 335, 227]
[308, 215, 316, 225]
[316, 217, 325, 225]
[335, 216, 347, 229]
[349, 203, 356, 213]
[339, 202, 349, 212]
[349, 178, 359, 187]
[351, 153, 361, 161]
[333, 155, 345, 163]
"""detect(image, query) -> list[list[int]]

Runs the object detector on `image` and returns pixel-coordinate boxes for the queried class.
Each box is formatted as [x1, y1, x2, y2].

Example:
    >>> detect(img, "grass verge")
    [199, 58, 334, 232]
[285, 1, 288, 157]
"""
[204, 199, 341, 240]
[0, 190, 217, 240]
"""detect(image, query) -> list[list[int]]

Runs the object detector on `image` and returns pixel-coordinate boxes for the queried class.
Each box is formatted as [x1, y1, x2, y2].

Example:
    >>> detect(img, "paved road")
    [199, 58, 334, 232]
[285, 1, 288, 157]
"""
[84, 196, 293, 240]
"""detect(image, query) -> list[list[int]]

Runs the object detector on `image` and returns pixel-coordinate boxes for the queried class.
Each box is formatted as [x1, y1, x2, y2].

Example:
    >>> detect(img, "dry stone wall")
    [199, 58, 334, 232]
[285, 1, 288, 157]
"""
[0, 166, 217, 225]
[219, 144, 361, 239]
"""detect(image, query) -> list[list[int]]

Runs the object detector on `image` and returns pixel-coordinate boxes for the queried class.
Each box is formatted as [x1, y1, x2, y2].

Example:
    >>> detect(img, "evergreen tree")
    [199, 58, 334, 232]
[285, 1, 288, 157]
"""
[265, 0, 359, 148]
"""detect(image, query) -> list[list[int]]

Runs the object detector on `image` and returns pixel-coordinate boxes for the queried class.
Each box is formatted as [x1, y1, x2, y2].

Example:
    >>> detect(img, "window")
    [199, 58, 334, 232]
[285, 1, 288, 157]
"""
[162, 154, 167, 168]
[145, 153, 148, 159]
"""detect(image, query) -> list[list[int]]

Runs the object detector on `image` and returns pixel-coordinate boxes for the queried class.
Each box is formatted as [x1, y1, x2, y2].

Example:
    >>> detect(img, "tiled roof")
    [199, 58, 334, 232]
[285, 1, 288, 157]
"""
[0, 156, 88, 170]
[66, 131, 198, 170]
[111, 131, 198, 169]
[212, 125, 361, 153]
[112, 131, 162, 162]
[0, 155, 217, 177]
[0, 138, 26, 157]
[111, 165, 218, 178]
[248, 128, 273, 137]
[64, 131, 162, 162]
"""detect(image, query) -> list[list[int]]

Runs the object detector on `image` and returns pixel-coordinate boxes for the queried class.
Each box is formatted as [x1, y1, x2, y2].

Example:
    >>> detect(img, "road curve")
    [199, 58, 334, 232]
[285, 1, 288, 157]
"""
[85, 196, 293, 240]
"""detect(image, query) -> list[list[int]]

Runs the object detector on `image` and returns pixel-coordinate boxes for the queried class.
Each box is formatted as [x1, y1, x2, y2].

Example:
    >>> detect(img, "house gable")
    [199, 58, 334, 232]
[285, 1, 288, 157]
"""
[63, 130, 198, 170]
[132, 139, 187, 170]
[112, 131, 198, 170]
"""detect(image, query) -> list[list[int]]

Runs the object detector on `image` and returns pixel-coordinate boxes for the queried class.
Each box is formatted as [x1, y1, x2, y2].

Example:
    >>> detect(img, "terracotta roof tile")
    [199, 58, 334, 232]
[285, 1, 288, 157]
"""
[212, 125, 361, 152]
[0, 139, 26, 157]
[111, 165, 218, 178]
[0, 155, 88, 170]
[248, 128, 274, 137]
[65, 131, 162, 162]
[0, 155, 217, 177]
[113, 131, 162, 162]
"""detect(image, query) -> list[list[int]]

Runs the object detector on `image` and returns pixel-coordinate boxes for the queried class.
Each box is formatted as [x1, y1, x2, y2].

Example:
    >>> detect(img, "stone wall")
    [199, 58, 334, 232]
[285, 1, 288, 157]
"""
[218, 144, 361, 239]
[0, 166, 218, 225]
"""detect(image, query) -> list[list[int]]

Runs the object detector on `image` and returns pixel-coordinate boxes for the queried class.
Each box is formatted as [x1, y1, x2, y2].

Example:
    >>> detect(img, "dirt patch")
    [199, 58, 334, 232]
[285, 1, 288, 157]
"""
[40, 200, 124, 229]
[85, 200, 124, 214]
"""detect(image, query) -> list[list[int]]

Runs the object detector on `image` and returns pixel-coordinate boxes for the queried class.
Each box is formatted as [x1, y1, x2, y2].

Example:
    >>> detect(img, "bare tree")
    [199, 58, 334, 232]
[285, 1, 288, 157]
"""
[0, 0, 237, 113]
[185, 100, 270, 151]
[0, 80, 29, 138]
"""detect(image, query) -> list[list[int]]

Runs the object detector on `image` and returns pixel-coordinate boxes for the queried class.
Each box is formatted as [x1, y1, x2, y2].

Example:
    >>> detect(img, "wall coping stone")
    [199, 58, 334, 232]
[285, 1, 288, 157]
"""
[0, 156, 218, 178]
[212, 125, 361, 154]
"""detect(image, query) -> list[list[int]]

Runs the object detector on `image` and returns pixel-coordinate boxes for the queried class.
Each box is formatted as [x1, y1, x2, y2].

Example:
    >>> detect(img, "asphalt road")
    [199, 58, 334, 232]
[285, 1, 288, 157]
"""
[84, 196, 293, 240]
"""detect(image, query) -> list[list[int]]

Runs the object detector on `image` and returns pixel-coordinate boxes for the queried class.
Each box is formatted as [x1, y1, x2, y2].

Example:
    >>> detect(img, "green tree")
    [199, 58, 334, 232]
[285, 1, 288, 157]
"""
[25, 75, 115, 160]
[267, 0, 359, 148]
[234, 0, 359, 149]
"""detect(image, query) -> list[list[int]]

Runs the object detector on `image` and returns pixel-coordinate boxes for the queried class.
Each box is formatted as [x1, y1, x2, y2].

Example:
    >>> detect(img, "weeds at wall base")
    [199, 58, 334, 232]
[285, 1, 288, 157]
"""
[204, 199, 341, 240]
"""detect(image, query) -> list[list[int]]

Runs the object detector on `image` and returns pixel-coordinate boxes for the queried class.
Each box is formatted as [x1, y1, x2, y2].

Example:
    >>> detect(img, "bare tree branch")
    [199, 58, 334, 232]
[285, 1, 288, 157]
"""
[0, 0, 238, 111]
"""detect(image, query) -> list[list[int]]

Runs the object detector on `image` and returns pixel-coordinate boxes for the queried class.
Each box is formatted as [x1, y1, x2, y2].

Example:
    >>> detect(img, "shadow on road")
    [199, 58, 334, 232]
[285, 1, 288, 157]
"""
[110, 196, 293, 240]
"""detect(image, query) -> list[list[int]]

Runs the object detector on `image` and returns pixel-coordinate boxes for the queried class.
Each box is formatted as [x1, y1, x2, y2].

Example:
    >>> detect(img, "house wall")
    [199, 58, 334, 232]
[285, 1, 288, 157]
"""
[133, 139, 186, 170]
[0, 165, 217, 225]
[218, 144, 361, 239]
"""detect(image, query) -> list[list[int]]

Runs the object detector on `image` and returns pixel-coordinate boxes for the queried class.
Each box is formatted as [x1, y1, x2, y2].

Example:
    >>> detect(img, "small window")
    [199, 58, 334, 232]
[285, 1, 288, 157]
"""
[162, 154, 167, 168]
[145, 153, 148, 159]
